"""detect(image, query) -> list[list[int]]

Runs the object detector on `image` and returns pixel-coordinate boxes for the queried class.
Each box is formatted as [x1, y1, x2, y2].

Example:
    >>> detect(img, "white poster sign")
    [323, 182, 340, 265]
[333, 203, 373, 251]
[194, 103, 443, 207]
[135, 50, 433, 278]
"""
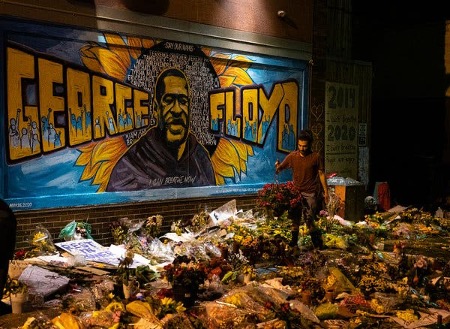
[325, 82, 359, 179]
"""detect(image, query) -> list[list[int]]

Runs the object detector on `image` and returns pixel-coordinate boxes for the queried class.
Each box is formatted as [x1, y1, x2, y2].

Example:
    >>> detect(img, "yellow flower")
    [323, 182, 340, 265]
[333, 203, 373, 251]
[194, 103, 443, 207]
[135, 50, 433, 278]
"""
[325, 274, 337, 290]
[396, 309, 418, 322]
[234, 235, 244, 243]
[349, 317, 363, 328]
[175, 304, 186, 313]
[370, 299, 384, 314]
[80, 33, 154, 79]
[161, 297, 174, 306]
[33, 232, 47, 245]
[299, 225, 309, 235]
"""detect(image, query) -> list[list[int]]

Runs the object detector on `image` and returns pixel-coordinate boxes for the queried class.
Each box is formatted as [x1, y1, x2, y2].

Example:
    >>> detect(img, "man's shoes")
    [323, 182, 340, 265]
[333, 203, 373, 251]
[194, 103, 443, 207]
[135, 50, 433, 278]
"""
[0, 301, 12, 315]
[289, 230, 299, 247]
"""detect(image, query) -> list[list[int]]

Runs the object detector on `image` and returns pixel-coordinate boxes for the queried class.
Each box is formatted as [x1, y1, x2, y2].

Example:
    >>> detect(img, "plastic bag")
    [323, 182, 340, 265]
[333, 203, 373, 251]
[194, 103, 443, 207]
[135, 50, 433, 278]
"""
[59, 220, 93, 241]
[28, 225, 57, 256]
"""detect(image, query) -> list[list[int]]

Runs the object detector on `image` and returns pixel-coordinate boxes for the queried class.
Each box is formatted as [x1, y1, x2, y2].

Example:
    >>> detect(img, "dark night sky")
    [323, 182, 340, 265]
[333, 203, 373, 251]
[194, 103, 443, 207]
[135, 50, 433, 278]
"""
[351, 2, 450, 208]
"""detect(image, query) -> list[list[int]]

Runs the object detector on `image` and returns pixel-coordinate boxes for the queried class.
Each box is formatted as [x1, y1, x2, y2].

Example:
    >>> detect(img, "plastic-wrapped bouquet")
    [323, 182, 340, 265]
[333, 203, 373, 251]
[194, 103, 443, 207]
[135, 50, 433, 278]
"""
[59, 220, 93, 241]
[144, 214, 163, 238]
[171, 209, 211, 235]
[28, 225, 57, 256]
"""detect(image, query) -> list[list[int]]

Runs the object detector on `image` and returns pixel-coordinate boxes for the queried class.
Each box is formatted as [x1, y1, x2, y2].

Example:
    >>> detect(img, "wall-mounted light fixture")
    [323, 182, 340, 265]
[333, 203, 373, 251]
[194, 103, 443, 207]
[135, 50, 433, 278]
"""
[277, 10, 286, 18]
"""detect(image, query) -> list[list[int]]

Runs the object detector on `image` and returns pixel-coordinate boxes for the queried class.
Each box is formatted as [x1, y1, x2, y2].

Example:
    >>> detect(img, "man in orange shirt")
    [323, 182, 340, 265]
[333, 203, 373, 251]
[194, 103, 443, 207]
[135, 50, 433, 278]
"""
[275, 129, 329, 248]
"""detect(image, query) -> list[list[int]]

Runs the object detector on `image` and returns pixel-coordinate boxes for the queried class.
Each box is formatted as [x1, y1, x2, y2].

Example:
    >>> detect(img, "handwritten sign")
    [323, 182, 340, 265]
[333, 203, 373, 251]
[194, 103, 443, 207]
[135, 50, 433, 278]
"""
[325, 82, 359, 179]
[56, 239, 120, 266]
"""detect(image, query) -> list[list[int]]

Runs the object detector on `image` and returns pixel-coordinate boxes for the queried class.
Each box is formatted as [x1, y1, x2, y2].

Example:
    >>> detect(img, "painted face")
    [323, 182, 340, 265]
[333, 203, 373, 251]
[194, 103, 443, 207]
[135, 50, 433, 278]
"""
[158, 76, 190, 146]
[297, 139, 310, 156]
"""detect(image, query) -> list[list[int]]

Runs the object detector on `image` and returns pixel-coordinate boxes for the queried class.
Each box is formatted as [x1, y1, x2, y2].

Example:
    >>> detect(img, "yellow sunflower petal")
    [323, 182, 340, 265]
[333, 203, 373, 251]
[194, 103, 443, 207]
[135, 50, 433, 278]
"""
[92, 138, 127, 162]
[233, 55, 253, 65]
[94, 47, 129, 80]
[75, 143, 97, 166]
[202, 47, 212, 57]
[239, 158, 248, 173]
[211, 156, 236, 178]
[142, 38, 155, 49]
[109, 46, 131, 68]
[81, 45, 129, 80]
[212, 138, 239, 167]
[210, 137, 255, 182]
[76, 137, 128, 191]
[210, 59, 229, 75]
[92, 161, 116, 185]
[80, 45, 107, 74]
[104, 33, 127, 48]
[127, 37, 145, 59]
[79, 161, 102, 181]
[211, 53, 233, 61]
[229, 139, 254, 159]
[219, 75, 236, 88]
[214, 174, 226, 185]
[224, 67, 253, 85]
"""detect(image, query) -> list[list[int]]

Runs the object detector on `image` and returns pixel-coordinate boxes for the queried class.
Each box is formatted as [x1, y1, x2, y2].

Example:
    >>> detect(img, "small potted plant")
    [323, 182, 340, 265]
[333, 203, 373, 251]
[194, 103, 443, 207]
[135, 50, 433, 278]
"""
[4, 275, 29, 314]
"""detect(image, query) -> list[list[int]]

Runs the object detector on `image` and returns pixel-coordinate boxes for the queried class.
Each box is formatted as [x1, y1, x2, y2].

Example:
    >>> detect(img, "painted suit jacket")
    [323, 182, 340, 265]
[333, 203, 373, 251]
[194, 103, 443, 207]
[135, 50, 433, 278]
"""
[106, 128, 216, 191]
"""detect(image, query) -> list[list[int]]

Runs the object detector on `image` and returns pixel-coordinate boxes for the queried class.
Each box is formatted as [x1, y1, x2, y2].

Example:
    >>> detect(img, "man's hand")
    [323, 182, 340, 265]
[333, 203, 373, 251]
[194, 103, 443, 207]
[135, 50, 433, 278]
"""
[275, 160, 280, 173]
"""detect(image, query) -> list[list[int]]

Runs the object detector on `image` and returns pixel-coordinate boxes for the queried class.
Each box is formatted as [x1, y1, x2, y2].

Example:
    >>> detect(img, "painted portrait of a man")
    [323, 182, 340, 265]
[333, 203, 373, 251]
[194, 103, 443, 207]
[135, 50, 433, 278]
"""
[106, 68, 216, 191]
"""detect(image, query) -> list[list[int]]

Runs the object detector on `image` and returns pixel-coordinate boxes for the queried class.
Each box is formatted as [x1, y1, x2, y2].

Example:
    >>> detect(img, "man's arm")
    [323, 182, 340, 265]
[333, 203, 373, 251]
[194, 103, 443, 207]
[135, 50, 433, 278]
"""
[275, 154, 291, 174]
[275, 160, 281, 174]
[275, 159, 286, 174]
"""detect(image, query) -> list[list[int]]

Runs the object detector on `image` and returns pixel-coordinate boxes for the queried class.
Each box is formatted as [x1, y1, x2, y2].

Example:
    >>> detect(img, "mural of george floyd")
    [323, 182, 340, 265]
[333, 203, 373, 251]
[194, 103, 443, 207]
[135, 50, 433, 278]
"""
[1, 17, 308, 212]
[352, 2, 450, 209]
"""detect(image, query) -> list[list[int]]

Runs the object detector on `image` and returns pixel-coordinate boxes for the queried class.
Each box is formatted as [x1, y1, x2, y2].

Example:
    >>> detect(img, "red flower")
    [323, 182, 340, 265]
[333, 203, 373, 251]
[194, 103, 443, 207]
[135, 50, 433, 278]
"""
[14, 249, 27, 260]
[257, 182, 303, 212]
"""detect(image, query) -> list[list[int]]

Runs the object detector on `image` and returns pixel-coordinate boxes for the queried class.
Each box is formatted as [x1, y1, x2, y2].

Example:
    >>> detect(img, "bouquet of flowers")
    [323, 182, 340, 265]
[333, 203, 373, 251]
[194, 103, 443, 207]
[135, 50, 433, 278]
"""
[59, 220, 93, 241]
[143, 214, 163, 238]
[171, 209, 211, 235]
[257, 181, 303, 215]
[3, 275, 28, 298]
[163, 255, 206, 290]
[110, 218, 130, 245]
[28, 225, 57, 256]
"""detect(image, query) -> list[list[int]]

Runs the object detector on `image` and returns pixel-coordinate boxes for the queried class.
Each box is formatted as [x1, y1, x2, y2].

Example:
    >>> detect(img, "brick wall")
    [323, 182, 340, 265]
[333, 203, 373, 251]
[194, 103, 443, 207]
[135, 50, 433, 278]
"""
[13, 195, 258, 250]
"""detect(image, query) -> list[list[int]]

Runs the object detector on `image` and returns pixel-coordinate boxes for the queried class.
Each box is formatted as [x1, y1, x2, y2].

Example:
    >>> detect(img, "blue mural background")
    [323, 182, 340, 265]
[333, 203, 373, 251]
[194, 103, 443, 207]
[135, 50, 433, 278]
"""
[0, 18, 308, 211]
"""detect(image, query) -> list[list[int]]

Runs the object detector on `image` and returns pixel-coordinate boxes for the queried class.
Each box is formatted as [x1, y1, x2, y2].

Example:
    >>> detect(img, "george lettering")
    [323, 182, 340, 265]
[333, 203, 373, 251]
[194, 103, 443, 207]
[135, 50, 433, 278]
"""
[6, 46, 151, 162]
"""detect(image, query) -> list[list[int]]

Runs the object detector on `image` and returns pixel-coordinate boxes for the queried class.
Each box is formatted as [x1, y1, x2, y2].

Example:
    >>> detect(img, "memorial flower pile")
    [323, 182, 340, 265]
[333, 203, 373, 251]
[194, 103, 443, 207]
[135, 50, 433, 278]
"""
[9, 200, 450, 329]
